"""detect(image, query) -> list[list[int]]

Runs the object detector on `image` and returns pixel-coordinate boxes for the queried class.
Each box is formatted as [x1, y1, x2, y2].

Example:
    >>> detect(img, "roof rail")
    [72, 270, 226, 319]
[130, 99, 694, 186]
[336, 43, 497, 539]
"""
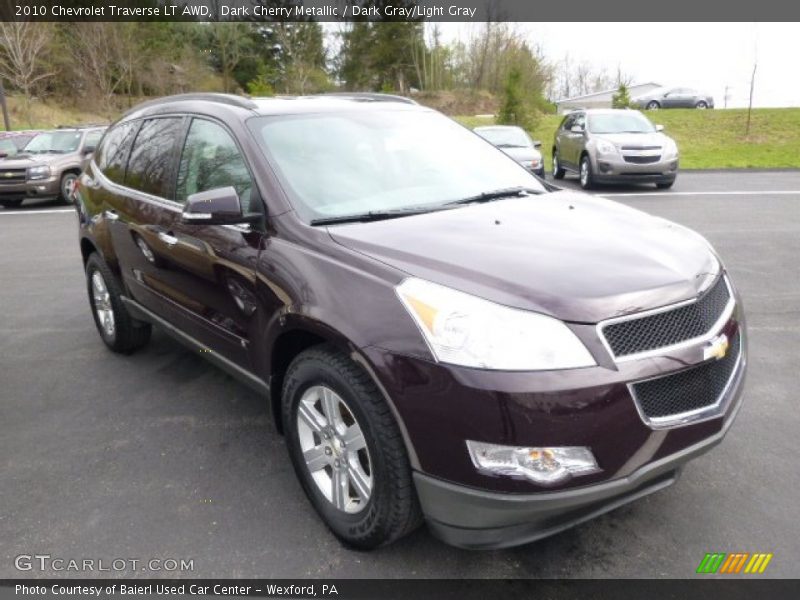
[316, 92, 418, 105]
[124, 93, 258, 116]
[56, 123, 108, 129]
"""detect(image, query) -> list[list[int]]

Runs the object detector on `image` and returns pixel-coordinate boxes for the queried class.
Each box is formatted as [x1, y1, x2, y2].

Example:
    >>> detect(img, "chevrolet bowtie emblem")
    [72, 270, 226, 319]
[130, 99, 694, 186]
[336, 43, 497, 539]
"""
[704, 334, 729, 361]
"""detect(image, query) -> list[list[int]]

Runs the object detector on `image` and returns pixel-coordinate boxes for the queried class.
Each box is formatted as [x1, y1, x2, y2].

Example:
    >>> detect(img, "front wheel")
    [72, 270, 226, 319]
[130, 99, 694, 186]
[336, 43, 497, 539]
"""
[656, 180, 675, 189]
[0, 199, 23, 208]
[282, 345, 422, 549]
[85, 253, 151, 353]
[695, 101, 708, 109]
[646, 101, 660, 110]
[580, 155, 595, 190]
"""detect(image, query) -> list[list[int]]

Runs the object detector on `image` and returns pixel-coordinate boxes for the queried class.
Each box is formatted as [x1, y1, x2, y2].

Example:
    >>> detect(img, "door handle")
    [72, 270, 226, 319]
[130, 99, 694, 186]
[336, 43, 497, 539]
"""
[103, 210, 119, 221]
[157, 232, 179, 246]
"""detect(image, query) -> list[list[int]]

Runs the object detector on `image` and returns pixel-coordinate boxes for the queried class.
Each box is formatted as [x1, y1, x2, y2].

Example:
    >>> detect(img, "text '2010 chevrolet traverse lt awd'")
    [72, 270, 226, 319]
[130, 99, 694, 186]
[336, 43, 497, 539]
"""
[75, 94, 746, 550]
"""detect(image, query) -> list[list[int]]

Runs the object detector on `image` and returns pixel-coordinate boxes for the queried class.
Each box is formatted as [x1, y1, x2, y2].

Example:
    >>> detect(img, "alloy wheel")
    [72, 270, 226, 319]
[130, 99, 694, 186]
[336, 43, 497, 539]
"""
[91, 270, 115, 338]
[580, 159, 589, 187]
[296, 385, 372, 514]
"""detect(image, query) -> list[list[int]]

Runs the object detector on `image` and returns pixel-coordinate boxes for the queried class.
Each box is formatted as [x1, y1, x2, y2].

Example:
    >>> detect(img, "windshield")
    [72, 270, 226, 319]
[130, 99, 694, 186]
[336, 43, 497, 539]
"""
[587, 112, 655, 134]
[23, 131, 82, 154]
[475, 127, 532, 148]
[248, 110, 546, 222]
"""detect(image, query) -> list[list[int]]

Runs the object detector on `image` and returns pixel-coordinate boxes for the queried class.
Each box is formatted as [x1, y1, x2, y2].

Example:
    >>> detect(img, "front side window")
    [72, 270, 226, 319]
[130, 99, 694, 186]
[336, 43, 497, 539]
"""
[248, 109, 546, 222]
[95, 121, 139, 184]
[83, 130, 104, 151]
[125, 118, 184, 198]
[176, 119, 255, 211]
[23, 131, 82, 154]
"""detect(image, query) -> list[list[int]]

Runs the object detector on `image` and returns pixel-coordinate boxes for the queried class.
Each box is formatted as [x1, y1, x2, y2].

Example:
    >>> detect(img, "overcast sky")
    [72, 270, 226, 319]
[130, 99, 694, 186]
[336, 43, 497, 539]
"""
[435, 22, 798, 108]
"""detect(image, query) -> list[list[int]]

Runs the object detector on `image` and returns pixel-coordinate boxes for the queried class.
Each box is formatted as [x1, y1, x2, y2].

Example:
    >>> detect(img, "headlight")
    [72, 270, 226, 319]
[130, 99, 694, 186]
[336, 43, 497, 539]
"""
[595, 139, 617, 155]
[396, 278, 596, 370]
[663, 138, 679, 158]
[27, 165, 51, 180]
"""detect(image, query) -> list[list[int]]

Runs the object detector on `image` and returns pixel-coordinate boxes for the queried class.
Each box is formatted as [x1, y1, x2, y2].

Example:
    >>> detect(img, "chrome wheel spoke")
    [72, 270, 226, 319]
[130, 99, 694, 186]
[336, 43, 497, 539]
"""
[304, 445, 329, 472]
[320, 387, 343, 431]
[347, 462, 371, 501]
[341, 425, 366, 452]
[297, 401, 324, 433]
[331, 468, 348, 511]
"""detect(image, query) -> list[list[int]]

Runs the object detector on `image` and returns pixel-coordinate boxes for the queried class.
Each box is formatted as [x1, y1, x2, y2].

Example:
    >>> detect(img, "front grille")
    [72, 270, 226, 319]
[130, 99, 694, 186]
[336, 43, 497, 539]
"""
[602, 276, 731, 358]
[623, 155, 661, 164]
[631, 333, 740, 420]
[0, 169, 26, 183]
[621, 145, 661, 150]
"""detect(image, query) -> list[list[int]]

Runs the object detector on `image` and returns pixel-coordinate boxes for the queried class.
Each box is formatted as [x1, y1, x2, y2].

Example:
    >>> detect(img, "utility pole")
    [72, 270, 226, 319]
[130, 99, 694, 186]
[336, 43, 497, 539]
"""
[0, 79, 10, 131]
[724, 85, 731, 109]
[746, 63, 756, 136]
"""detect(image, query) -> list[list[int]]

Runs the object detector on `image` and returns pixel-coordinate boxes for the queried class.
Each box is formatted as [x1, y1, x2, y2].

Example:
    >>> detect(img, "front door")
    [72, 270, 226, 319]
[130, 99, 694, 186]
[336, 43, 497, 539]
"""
[154, 117, 265, 371]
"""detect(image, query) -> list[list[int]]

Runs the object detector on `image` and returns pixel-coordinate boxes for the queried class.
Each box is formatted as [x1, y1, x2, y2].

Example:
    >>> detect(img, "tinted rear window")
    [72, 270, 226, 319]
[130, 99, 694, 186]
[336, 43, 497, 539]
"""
[125, 118, 184, 198]
[95, 122, 139, 184]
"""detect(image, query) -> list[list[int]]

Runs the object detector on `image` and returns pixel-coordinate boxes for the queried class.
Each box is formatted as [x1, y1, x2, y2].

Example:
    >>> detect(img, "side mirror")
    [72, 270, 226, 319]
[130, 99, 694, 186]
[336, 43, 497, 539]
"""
[181, 186, 261, 226]
[570, 125, 584, 134]
[532, 140, 542, 149]
[655, 124, 664, 132]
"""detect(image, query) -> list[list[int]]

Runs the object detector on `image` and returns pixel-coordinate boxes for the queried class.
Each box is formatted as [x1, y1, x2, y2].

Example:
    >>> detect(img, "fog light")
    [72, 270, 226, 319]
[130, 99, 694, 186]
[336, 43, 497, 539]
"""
[466, 441, 599, 485]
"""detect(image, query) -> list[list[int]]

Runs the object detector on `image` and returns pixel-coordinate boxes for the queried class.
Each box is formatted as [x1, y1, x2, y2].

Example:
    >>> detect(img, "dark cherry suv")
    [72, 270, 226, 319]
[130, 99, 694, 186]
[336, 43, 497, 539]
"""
[75, 94, 746, 550]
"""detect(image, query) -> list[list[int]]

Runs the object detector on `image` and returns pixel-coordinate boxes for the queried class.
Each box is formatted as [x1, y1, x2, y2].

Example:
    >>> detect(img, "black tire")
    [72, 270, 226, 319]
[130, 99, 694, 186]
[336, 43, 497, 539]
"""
[695, 101, 708, 109]
[282, 345, 422, 550]
[646, 101, 660, 110]
[552, 150, 565, 179]
[579, 155, 595, 190]
[85, 253, 151, 354]
[0, 199, 23, 208]
[60, 172, 78, 204]
[656, 180, 675, 189]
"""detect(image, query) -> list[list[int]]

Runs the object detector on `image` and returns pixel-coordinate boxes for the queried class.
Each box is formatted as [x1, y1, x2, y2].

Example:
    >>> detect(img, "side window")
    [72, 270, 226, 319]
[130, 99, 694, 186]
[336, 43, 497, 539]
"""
[125, 118, 184, 198]
[573, 113, 586, 130]
[95, 121, 139, 184]
[83, 130, 103, 151]
[561, 115, 575, 131]
[176, 119, 255, 212]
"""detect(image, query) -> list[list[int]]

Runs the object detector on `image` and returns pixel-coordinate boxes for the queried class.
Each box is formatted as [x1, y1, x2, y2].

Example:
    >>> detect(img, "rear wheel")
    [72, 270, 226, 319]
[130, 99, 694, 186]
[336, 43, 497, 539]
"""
[646, 101, 660, 110]
[60, 173, 78, 204]
[695, 101, 708, 109]
[579, 155, 594, 190]
[85, 253, 151, 353]
[0, 199, 23, 208]
[282, 345, 422, 549]
[552, 150, 565, 179]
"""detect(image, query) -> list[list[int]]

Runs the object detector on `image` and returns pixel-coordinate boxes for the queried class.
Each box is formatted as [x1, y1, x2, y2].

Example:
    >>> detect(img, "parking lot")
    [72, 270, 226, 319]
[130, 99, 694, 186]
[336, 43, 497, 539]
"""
[1, 170, 798, 578]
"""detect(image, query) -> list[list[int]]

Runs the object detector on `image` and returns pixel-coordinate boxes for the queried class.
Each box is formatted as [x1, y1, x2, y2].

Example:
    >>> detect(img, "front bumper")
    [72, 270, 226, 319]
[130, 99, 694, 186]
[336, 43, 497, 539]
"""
[593, 154, 678, 183]
[414, 378, 744, 548]
[362, 281, 746, 548]
[0, 177, 60, 200]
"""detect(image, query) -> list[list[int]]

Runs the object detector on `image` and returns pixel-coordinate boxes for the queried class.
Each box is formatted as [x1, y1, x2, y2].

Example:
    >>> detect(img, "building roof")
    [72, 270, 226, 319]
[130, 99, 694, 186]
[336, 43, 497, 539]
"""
[556, 83, 661, 104]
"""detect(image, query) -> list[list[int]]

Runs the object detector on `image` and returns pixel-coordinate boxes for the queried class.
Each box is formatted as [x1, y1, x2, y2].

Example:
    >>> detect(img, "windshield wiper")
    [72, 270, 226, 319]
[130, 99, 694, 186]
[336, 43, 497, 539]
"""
[310, 206, 452, 226]
[445, 186, 543, 206]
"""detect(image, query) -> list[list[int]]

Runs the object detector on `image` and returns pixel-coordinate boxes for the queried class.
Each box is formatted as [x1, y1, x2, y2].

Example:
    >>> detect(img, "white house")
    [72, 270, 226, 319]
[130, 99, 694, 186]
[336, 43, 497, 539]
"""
[555, 83, 662, 113]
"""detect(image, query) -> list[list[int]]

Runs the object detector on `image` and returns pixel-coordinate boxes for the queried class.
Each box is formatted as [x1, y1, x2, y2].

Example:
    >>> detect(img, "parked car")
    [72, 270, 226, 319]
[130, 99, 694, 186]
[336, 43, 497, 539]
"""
[0, 125, 105, 208]
[552, 109, 679, 190]
[633, 87, 714, 110]
[473, 125, 545, 178]
[75, 93, 746, 550]
[0, 131, 40, 159]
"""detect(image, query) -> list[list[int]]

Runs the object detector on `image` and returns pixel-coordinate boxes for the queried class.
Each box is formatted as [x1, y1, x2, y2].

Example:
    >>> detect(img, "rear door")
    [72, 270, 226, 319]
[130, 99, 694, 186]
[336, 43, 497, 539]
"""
[152, 117, 265, 370]
[102, 117, 188, 323]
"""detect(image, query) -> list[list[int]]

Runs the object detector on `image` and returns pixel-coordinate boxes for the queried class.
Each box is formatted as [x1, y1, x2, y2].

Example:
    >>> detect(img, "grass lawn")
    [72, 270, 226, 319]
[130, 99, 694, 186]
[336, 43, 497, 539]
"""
[455, 108, 800, 171]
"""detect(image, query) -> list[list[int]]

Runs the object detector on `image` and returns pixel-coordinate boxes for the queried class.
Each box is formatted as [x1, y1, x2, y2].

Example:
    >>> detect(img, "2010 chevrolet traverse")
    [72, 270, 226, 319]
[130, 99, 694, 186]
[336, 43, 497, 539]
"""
[75, 94, 746, 549]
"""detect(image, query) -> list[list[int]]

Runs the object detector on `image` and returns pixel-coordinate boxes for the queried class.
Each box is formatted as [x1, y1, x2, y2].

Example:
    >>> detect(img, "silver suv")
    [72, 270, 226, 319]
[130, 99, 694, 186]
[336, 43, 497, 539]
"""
[552, 109, 679, 190]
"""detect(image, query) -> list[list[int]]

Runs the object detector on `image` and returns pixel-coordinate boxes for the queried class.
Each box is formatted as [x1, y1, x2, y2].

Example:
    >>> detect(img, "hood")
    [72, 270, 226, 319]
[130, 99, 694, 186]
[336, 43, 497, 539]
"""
[499, 146, 542, 163]
[328, 191, 718, 323]
[0, 153, 56, 168]
[592, 132, 669, 148]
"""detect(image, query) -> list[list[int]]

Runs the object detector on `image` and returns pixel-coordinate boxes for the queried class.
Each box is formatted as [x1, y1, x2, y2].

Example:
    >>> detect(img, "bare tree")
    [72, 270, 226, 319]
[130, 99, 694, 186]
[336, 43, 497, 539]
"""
[0, 22, 55, 99]
[209, 22, 249, 93]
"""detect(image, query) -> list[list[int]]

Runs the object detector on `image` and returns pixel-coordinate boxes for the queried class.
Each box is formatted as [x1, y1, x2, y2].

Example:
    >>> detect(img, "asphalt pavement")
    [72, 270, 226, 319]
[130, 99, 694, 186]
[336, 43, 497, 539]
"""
[1, 171, 799, 578]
